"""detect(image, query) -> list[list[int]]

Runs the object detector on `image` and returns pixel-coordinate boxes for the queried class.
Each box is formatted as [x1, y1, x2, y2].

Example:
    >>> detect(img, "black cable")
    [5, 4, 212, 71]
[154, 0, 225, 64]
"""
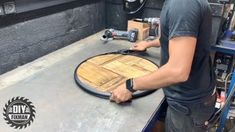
[124, 0, 148, 15]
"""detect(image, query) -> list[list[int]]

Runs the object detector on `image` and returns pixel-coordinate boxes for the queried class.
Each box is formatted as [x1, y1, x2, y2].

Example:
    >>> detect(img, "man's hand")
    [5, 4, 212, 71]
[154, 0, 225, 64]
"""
[130, 39, 160, 51]
[130, 41, 149, 51]
[110, 83, 132, 104]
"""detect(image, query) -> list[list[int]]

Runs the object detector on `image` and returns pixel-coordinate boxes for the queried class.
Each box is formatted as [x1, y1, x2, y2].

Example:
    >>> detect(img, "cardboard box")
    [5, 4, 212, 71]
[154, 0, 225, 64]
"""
[128, 20, 150, 41]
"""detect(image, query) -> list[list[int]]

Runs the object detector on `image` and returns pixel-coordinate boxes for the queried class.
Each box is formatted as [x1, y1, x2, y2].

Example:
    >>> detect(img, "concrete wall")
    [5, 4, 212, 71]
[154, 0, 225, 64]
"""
[0, 0, 105, 74]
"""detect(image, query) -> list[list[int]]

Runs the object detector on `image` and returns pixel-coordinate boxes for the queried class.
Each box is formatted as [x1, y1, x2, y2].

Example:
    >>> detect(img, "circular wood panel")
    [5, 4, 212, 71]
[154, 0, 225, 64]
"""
[75, 54, 158, 93]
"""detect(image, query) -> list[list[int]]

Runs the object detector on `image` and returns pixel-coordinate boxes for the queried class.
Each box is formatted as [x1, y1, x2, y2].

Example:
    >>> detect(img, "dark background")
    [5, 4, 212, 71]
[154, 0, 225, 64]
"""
[0, 0, 224, 74]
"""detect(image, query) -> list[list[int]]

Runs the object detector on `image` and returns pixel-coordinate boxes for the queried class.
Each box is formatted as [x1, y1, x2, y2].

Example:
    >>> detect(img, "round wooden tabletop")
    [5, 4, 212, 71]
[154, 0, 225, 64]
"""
[75, 54, 158, 92]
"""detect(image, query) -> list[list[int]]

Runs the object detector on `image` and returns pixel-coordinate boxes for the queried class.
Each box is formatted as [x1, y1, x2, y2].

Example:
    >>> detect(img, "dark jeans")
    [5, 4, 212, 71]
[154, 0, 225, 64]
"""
[165, 94, 216, 132]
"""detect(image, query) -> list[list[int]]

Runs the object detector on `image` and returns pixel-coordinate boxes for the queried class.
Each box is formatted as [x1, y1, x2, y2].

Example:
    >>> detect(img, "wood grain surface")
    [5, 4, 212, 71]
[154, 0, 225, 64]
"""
[76, 54, 158, 92]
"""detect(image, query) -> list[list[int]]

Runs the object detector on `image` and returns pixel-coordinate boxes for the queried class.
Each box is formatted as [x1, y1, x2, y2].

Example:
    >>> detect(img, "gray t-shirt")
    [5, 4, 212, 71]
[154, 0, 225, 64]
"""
[160, 0, 215, 103]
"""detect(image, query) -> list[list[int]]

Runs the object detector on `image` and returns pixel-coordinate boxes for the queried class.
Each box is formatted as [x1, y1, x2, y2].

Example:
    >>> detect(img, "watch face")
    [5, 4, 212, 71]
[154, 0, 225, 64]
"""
[127, 79, 133, 88]
[74, 53, 159, 99]
[126, 79, 135, 92]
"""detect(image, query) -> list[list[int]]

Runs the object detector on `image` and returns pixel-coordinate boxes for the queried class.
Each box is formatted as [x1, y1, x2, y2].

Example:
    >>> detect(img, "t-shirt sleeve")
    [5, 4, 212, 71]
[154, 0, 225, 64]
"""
[168, 2, 201, 40]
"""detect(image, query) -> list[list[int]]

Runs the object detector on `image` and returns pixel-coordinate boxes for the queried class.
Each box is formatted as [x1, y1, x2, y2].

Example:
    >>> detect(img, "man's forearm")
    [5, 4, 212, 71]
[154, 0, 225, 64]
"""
[133, 37, 196, 90]
[146, 39, 160, 48]
[133, 63, 187, 91]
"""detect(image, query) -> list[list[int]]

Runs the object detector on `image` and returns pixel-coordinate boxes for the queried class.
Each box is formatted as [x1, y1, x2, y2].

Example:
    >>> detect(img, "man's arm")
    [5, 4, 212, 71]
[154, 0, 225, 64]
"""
[145, 38, 161, 47]
[130, 38, 160, 51]
[110, 36, 196, 103]
[133, 36, 196, 90]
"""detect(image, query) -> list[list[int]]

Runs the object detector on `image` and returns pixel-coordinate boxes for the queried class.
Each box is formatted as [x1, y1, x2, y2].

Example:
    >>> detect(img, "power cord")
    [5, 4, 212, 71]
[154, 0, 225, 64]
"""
[124, 0, 148, 15]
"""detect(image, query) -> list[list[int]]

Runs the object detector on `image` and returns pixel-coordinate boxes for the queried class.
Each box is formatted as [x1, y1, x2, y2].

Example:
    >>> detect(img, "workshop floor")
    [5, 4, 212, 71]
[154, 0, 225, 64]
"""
[0, 31, 164, 132]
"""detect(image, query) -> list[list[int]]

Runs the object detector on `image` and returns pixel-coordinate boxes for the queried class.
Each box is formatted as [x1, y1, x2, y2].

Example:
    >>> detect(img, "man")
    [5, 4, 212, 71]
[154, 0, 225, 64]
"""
[110, 0, 216, 131]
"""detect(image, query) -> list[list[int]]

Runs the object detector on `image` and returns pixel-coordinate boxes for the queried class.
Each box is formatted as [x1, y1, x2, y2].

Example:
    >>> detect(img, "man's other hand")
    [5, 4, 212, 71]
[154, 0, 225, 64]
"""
[110, 83, 132, 104]
[130, 41, 149, 51]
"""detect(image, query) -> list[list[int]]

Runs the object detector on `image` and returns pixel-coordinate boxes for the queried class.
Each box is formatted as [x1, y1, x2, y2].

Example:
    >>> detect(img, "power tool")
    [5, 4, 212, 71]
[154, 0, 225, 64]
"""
[101, 28, 138, 42]
[134, 18, 160, 27]
[134, 17, 160, 37]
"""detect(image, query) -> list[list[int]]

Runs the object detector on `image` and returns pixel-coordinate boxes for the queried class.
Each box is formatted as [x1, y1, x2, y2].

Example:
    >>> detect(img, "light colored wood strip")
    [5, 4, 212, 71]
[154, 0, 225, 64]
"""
[99, 76, 126, 92]
[134, 59, 158, 72]
[77, 62, 119, 86]
[88, 54, 121, 65]
[116, 55, 142, 66]
[79, 77, 98, 89]
[102, 61, 151, 78]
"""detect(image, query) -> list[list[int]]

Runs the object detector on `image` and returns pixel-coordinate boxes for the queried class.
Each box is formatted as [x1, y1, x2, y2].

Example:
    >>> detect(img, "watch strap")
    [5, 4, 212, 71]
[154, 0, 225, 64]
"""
[126, 78, 136, 93]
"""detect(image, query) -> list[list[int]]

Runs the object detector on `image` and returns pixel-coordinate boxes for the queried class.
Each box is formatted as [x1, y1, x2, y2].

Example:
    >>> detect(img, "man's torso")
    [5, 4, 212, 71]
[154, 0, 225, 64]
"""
[160, 0, 215, 103]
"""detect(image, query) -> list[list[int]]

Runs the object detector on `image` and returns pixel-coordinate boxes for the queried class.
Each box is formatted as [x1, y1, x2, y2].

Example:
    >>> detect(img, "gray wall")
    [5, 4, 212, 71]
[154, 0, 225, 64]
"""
[0, 0, 105, 74]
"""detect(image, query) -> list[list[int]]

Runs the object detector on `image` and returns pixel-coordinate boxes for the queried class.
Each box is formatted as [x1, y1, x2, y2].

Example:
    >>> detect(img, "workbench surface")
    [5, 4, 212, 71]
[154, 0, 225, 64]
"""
[0, 31, 164, 132]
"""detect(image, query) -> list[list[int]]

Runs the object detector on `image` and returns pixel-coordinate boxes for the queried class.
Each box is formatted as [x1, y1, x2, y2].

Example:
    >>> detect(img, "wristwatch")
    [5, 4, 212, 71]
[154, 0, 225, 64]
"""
[126, 78, 136, 93]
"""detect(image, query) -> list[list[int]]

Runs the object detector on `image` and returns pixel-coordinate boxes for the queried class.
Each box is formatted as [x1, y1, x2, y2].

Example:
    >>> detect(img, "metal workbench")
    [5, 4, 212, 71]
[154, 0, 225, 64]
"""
[0, 31, 164, 132]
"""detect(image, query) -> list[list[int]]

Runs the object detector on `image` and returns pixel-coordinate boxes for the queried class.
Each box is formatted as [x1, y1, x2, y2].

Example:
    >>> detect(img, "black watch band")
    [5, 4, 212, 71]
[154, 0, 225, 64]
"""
[126, 78, 136, 93]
